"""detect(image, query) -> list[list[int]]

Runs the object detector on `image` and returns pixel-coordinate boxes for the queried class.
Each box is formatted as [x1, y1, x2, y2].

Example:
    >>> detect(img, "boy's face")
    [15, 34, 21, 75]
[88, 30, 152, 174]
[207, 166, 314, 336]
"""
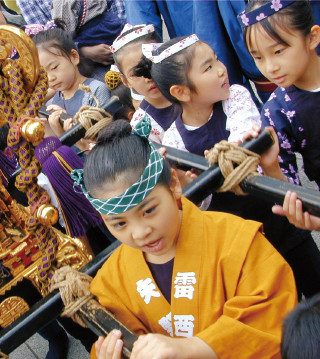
[100, 174, 182, 264]
[247, 24, 316, 90]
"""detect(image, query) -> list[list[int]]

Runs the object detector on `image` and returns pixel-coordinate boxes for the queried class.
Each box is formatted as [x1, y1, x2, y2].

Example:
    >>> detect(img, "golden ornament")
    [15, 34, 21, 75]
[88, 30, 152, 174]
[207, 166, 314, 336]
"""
[0, 25, 40, 93]
[105, 70, 122, 90]
[37, 204, 59, 226]
[21, 119, 45, 146]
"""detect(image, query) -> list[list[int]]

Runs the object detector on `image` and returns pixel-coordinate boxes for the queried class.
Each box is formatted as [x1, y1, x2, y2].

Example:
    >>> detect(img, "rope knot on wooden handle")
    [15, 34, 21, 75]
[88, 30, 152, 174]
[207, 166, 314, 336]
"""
[51, 266, 93, 327]
[206, 140, 261, 195]
[73, 84, 112, 141]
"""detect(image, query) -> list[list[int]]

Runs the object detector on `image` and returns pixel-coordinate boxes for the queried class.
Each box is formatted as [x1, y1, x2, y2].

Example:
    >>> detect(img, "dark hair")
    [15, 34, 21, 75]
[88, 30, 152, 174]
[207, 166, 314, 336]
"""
[135, 36, 199, 104]
[113, 26, 161, 73]
[33, 26, 77, 58]
[244, 0, 315, 49]
[33, 26, 94, 76]
[84, 120, 172, 197]
[110, 84, 135, 122]
[281, 294, 320, 359]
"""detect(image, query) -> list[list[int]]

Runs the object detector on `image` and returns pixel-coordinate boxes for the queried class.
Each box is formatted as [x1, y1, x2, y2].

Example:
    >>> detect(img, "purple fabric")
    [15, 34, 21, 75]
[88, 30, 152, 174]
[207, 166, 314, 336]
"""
[175, 101, 229, 156]
[35, 137, 103, 237]
[140, 100, 178, 131]
[147, 258, 174, 303]
[0, 150, 18, 187]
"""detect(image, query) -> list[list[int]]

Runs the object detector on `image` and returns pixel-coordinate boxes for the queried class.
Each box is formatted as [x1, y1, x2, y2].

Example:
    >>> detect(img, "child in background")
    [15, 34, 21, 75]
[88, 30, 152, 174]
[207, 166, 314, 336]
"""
[141, 33, 320, 298]
[239, 2, 320, 236]
[140, 35, 261, 155]
[111, 24, 179, 144]
[104, 66, 136, 122]
[32, 27, 110, 137]
[240, 0, 320, 186]
[71, 118, 297, 359]
[281, 293, 320, 359]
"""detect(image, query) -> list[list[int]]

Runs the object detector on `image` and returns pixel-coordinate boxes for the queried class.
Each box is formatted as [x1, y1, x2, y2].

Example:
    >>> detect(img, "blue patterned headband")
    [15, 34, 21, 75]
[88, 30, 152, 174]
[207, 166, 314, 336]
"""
[238, 0, 295, 28]
[71, 115, 164, 215]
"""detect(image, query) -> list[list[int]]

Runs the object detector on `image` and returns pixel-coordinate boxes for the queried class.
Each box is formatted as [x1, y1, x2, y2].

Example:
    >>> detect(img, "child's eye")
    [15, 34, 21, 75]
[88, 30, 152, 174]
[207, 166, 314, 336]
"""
[51, 65, 58, 70]
[113, 221, 126, 229]
[144, 206, 156, 216]
[253, 56, 262, 61]
[205, 65, 212, 72]
[275, 49, 284, 55]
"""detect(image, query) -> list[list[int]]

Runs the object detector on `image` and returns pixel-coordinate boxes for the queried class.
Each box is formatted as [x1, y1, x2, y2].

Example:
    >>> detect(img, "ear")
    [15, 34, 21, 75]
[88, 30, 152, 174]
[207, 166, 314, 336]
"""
[309, 25, 320, 50]
[127, 109, 135, 121]
[70, 48, 80, 66]
[170, 168, 182, 201]
[170, 84, 191, 103]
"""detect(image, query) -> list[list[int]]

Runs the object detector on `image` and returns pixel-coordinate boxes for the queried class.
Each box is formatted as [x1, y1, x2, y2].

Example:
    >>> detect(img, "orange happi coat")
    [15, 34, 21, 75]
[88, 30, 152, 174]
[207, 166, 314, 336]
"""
[90, 196, 297, 359]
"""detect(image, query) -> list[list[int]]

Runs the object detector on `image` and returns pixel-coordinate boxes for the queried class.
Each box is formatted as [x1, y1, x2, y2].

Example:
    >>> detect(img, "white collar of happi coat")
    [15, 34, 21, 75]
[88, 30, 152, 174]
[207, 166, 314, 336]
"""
[124, 197, 203, 338]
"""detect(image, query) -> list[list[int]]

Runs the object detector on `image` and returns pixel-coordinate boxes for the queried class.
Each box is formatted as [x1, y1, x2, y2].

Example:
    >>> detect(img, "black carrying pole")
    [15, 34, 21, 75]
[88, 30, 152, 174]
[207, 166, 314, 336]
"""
[9, 96, 124, 183]
[0, 241, 120, 354]
[155, 130, 320, 216]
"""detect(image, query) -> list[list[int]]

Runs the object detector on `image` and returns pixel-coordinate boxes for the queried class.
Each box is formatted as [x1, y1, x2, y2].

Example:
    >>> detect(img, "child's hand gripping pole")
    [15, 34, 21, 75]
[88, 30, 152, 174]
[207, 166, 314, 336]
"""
[155, 131, 320, 217]
[51, 266, 137, 359]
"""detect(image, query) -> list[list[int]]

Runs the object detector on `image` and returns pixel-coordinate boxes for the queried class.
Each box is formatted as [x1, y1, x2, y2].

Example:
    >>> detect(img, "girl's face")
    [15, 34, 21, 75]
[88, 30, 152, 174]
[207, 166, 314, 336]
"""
[100, 172, 182, 264]
[38, 47, 80, 93]
[187, 42, 230, 105]
[247, 24, 318, 89]
[119, 43, 164, 102]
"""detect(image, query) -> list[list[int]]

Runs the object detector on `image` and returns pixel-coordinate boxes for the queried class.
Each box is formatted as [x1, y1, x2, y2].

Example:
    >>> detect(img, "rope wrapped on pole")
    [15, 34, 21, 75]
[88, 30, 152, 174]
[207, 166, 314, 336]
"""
[51, 266, 136, 359]
[206, 140, 261, 195]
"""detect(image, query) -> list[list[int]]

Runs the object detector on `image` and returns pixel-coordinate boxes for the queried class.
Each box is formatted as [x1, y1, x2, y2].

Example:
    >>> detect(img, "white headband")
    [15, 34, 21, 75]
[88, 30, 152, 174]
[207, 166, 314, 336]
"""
[111, 24, 155, 53]
[142, 34, 199, 64]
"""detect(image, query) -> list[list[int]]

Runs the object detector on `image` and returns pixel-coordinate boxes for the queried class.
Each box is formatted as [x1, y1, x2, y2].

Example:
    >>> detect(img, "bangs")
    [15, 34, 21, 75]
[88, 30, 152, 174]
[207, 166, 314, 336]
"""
[245, 17, 289, 52]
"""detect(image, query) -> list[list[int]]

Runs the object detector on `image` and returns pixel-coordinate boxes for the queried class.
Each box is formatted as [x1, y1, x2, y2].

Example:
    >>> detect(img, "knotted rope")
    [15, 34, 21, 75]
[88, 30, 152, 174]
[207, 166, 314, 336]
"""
[73, 84, 112, 141]
[51, 266, 93, 327]
[206, 141, 261, 195]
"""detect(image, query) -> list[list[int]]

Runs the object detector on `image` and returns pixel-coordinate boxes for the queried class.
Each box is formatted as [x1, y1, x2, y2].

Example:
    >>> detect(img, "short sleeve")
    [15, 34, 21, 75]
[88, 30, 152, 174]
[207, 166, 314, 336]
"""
[162, 122, 187, 152]
[223, 84, 261, 143]
[87, 80, 111, 109]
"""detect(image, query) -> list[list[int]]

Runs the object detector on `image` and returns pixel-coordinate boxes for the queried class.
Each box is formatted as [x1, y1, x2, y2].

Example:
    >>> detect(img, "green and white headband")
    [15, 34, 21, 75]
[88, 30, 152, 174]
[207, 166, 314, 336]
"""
[71, 115, 164, 215]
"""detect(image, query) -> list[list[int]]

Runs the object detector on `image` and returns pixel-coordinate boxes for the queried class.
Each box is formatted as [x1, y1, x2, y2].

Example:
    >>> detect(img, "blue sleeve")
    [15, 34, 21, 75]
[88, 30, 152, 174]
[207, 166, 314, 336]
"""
[192, 0, 243, 85]
[217, 0, 262, 80]
[89, 81, 111, 110]
[124, 0, 163, 38]
[261, 90, 300, 185]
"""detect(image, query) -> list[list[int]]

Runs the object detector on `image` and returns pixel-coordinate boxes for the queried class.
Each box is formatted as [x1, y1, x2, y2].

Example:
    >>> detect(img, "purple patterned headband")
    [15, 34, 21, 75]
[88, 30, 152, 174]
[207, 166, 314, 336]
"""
[238, 0, 295, 28]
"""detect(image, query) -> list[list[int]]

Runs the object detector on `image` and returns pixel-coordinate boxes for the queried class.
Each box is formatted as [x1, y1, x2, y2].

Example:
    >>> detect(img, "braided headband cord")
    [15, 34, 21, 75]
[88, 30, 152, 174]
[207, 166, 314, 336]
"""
[111, 24, 155, 53]
[237, 0, 295, 28]
[71, 115, 164, 215]
[142, 34, 199, 64]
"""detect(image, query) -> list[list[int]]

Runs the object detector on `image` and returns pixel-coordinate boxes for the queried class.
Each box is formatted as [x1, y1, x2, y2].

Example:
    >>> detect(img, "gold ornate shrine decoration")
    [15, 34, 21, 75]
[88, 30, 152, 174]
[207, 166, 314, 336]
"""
[0, 25, 39, 93]
[0, 296, 29, 329]
[0, 24, 92, 307]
